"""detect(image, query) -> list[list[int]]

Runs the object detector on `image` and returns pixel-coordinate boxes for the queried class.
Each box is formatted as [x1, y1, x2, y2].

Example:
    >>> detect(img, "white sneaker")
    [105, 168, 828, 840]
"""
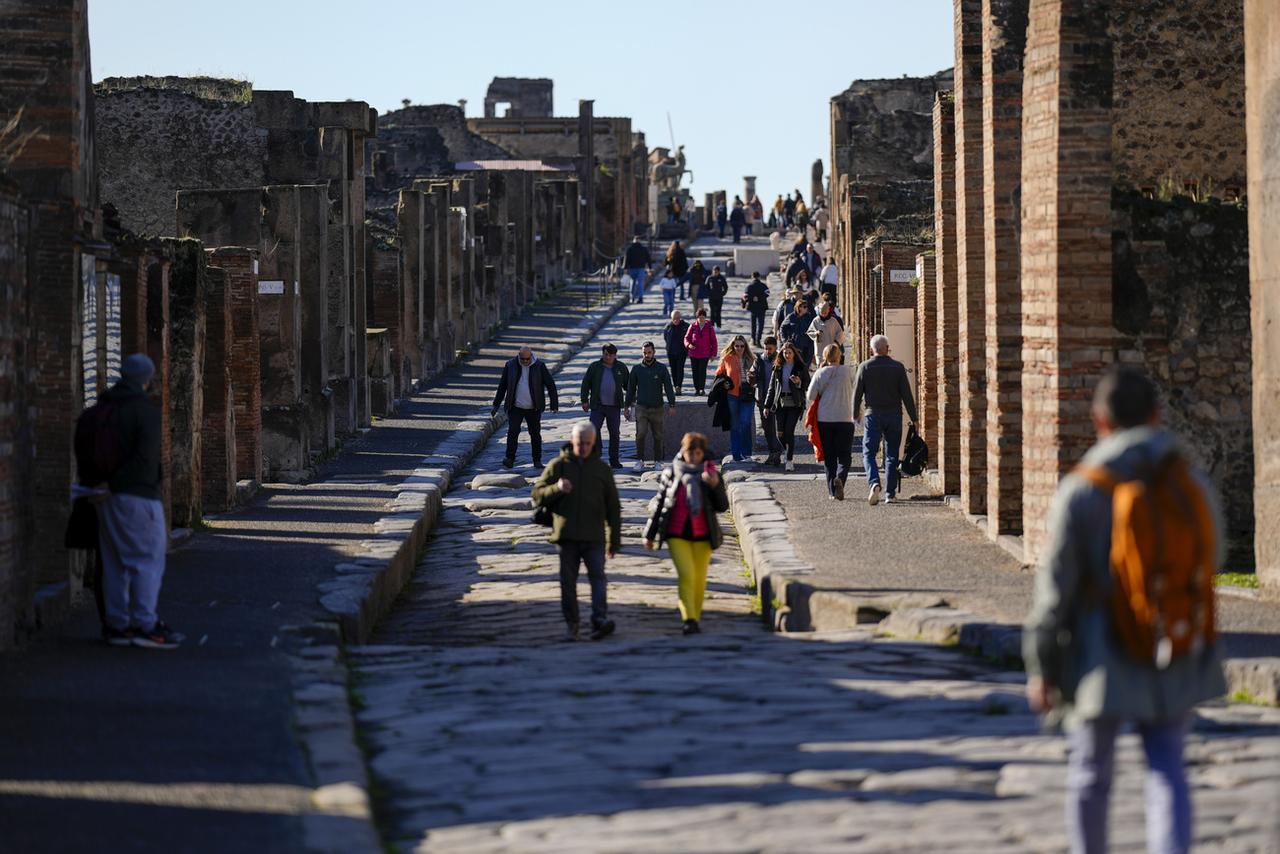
[784, 460, 795, 472]
[868, 483, 882, 506]
[883, 495, 893, 505]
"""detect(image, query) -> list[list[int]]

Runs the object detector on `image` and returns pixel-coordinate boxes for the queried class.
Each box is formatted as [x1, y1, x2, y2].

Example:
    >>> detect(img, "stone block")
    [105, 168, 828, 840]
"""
[661, 400, 746, 461]
[732, 247, 778, 277]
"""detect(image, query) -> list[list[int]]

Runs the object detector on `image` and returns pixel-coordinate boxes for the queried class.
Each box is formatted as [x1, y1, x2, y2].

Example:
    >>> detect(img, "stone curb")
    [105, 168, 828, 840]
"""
[725, 472, 1280, 706]
[318, 287, 630, 644]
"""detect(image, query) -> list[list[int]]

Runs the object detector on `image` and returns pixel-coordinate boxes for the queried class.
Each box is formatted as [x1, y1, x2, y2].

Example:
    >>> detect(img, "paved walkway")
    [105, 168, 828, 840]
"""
[352, 240, 1280, 852]
[0, 284, 622, 853]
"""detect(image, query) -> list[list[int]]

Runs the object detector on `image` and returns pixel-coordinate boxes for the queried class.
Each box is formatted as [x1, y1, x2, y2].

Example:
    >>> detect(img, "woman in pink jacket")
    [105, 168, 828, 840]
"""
[682, 308, 719, 396]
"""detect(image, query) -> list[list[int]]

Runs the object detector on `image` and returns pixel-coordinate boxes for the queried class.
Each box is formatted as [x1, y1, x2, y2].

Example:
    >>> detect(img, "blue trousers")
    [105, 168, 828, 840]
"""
[1067, 717, 1191, 854]
[662, 288, 675, 314]
[627, 267, 646, 303]
[863, 411, 903, 496]
[727, 395, 754, 460]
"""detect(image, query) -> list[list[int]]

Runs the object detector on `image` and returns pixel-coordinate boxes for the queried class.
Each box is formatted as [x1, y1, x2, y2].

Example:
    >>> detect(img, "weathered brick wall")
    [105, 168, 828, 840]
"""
[1109, 1, 1246, 195]
[983, 0, 1028, 536]
[200, 262, 236, 513]
[954, 0, 988, 517]
[94, 83, 265, 236]
[1112, 194, 1254, 566]
[915, 252, 939, 448]
[1245, 0, 1280, 594]
[144, 255, 172, 526]
[210, 247, 260, 483]
[166, 239, 206, 527]
[1019, 0, 1114, 562]
[0, 185, 33, 646]
[934, 93, 962, 495]
[366, 223, 403, 400]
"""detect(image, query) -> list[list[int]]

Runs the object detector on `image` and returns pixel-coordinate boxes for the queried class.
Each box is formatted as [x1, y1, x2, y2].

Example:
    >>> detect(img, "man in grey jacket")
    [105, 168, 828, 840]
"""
[1023, 366, 1226, 854]
[852, 334, 917, 505]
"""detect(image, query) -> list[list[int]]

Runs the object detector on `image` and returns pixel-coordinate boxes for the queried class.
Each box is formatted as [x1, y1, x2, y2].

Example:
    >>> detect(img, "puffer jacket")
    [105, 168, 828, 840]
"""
[683, 321, 718, 359]
[642, 457, 729, 548]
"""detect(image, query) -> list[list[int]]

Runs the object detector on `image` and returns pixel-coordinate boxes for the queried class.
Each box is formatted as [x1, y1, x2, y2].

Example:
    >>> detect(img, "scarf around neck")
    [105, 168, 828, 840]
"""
[668, 456, 705, 517]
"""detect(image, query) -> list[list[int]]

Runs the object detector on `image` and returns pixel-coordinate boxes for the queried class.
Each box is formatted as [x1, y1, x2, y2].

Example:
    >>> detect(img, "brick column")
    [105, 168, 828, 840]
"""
[166, 239, 206, 527]
[915, 252, 939, 449]
[397, 190, 424, 385]
[983, 0, 1028, 536]
[0, 185, 32, 645]
[144, 256, 172, 527]
[954, 0, 988, 515]
[1246, 0, 1280, 595]
[1020, 0, 1114, 562]
[933, 92, 961, 496]
[201, 262, 236, 513]
[210, 247, 261, 483]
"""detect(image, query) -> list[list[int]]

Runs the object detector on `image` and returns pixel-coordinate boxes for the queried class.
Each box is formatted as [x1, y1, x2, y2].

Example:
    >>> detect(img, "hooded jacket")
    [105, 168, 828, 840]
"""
[532, 442, 623, 552]
[1023, 427, 1227, 726]
[493, 356, 558, 413]
[94, 380, 162, 500]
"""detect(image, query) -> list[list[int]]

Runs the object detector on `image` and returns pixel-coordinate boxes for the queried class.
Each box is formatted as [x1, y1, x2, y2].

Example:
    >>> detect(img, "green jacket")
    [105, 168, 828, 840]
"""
[580, 359, 629, 409]
[532, 443, 623, 552]
[625, 359, 675, 408]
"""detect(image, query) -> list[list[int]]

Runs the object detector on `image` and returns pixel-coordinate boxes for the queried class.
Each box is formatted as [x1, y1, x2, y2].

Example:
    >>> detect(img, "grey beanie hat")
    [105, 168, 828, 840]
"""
[121, 352, 156, 387]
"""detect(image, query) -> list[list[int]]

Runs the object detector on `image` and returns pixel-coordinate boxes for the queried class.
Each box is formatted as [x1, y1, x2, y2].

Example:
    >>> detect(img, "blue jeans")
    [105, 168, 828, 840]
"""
[627, 267, 646, 302]
[862, 411, 903, 496]
[1067, 717, 1191, 854]
[662, 288, 675, 314]
[558, 540, 608, 628]
[676, 272, 689, 300]
[727, 395, 754, 460]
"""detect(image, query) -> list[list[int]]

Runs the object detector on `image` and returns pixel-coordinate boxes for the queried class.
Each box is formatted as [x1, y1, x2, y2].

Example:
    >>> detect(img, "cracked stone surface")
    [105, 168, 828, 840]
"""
[352, 237, 1280, 853]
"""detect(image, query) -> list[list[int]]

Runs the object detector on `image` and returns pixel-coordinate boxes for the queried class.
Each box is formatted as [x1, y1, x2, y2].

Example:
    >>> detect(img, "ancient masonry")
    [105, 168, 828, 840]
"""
[0, 7, 652, 651]
[830, 0, 1275, 596]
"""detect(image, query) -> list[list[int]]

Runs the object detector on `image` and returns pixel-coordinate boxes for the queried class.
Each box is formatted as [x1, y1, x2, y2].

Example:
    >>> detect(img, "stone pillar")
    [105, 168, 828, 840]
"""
[810, 161, 823, 206]
[1020, 0, 1114, 562]
[295, 183, 333, 453]
[200, 263, 236, 513]
[954, 0, 988, 516]
[934, 90, 962, 496]
[319, 128, 350, 438]
[743, 176, 757, 204]
[578, 100, 595, 268]
[983, 0, 1028, 536]
[1246, 0, 1280, 595]
[210, 247, 261, 483]
[259, 186, 309, 481]
[166, 239, 206, 527]
[144, 255, 173, 526]
[0, 184, 32, 645]
[351, 125, 371, 429]
[397, 189, 424, 385]
[915, 252, 939, 451]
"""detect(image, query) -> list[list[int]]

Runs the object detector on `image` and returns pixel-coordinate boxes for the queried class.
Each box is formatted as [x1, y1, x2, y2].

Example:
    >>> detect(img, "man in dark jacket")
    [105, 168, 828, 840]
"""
[780, 299, 816, 367]
[90, 353, 181, 649]
[493, 346, 559, 468]
[729, 203, 746, 244]
[625, 342, 677, 465]
[623, 237, 651, 304]
[662, 310, 690, 393]
[668, 241, 690, 300]
[533, 421, 622, 640]
[715, 201, 728, 238]
[853, 334, 919, 505]
[704, 266, 729, 327]
[580, 343, 629, 468]
[749, 337, 782, 465]
[784, 254, 808, 287]
[742, 273, 770, 346]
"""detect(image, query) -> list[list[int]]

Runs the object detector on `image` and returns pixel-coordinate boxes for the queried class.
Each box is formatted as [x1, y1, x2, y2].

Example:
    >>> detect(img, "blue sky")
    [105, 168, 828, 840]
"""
[88, 0, 954, 204]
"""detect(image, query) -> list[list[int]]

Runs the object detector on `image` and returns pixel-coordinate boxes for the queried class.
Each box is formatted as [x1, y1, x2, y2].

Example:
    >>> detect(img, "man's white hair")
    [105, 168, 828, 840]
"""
[870, 334, 890, 355]
[572, 421, 597, 438]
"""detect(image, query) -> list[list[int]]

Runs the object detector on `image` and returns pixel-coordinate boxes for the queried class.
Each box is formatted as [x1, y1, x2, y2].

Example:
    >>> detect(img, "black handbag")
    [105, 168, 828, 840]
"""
[899, 424, 929, 477]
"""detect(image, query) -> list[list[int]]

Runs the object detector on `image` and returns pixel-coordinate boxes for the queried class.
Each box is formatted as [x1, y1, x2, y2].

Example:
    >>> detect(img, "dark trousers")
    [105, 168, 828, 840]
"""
[717, 221, 726, 238]
[709, 297, 724, 327]
[590, 405, 622, 464]
[558, 540, 608, 627]
[817, 421, 854, 495]
[759, 405, 781, 454]
[668, 350, 687, 390]
[731, 224, 742, 243]
[690, 358, 710, 394]
[505, 407, 542, 465]
[776, 407, 802, 460]
[750, 310, 767, 343]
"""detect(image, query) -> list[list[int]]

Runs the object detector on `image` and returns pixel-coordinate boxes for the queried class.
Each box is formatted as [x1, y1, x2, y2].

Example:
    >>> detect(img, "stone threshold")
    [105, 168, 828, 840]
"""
[727, 474, 1280, 707]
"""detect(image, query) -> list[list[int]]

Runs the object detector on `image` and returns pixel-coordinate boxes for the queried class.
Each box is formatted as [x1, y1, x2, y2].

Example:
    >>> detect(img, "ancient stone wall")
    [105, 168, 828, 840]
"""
[1112, 193, 1254, 565]
[200, 262, 236, 513]
[211, 247, 261, 483]
[166, 239, 207, 527]
[933, 92, 962, 496]
[483, 77, 553, 118]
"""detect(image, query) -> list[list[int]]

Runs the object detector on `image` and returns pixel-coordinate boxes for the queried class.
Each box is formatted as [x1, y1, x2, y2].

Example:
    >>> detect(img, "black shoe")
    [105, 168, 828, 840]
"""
[766, 453, 781, 467]
[832, 478, 845, 501]
[104, 626, 135, 647]
[682, 619, 701, 635]
[131, 622, 182, 649]
[533, 460, 543, 468]
[610, 462, 624, 470]
[589, 619, 615, 641]
[564, 622, 580, 642]
[502, 459, 515, 469]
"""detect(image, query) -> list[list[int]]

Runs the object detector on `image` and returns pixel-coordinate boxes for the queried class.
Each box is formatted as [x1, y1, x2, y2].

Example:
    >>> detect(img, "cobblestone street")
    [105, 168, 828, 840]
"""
[353, 255, 1280, 852]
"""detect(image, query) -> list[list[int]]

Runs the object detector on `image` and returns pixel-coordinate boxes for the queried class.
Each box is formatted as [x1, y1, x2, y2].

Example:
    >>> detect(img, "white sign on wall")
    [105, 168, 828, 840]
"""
[889, 269, 915, 284]
[258, 280, 285, 295]
[884, 307, 917, 456]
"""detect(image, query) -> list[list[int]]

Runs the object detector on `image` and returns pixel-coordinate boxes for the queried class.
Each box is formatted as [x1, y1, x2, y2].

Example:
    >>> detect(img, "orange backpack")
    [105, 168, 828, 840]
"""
[1075, 454, 1217, 670]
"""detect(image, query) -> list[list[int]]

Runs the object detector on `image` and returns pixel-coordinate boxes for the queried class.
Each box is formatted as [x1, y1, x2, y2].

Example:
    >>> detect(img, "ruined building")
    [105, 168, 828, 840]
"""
[483, 77, 553, 119]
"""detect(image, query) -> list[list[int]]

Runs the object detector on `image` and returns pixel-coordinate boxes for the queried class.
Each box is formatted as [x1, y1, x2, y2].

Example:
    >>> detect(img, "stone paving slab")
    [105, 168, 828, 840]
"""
[349, 238, 1280, 852]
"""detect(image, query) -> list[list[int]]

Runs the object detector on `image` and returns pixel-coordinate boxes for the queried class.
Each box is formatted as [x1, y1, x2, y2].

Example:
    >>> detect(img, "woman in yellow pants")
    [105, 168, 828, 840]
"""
[643, 432, 730, 634]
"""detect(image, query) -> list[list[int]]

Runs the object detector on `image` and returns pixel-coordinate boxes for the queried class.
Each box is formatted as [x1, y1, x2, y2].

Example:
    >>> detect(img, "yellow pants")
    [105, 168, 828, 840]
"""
[668, 538, 712, 620]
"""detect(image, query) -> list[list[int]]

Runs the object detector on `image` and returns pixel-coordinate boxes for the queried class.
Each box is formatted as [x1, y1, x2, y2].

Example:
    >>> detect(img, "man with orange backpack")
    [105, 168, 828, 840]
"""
[1023, 366, 1225, 854]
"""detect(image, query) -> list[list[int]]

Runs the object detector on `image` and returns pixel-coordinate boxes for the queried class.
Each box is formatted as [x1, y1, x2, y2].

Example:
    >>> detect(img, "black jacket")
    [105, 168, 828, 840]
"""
[705, 274, 729, 300]
[623, 242, 651, 268]
[494, 357, 558, 413]
[643, 462, 730, 548]
[663, 320, 690, 356]
[728, 206, 745, 227]
[780, 311, 816, 365]
[667, 247, 689, 277]
[94, 381, 163, 500]
[707, 376, 733, 430]
[785, 257, 807, 286]
[689, 265, 708, 289]
[853, 355, 918, 421]
[743, 279, 770, 314]
[764, 360, 811, 410]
